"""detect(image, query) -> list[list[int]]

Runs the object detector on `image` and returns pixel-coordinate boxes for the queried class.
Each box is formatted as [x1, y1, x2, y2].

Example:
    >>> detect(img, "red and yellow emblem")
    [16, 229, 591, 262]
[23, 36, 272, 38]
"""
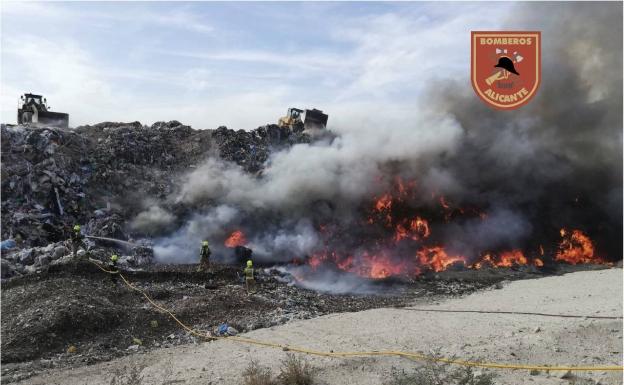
[471, 31, 541, 110]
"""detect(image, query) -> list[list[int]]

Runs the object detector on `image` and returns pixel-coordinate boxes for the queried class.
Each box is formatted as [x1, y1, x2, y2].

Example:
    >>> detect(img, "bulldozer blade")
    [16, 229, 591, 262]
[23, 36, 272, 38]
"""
[37, 111, 69, 128]
[303, 109, 328, 130]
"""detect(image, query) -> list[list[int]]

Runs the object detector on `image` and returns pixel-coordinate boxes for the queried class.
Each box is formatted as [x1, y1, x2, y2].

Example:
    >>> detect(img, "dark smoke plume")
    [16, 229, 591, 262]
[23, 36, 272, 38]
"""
[431, 2, 623, 258]
[140, 3, 621, 268]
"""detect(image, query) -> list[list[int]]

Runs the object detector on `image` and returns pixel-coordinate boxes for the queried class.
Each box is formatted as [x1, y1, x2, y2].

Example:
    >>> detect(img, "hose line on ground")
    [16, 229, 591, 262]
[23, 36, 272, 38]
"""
[88, 259, 624, 372]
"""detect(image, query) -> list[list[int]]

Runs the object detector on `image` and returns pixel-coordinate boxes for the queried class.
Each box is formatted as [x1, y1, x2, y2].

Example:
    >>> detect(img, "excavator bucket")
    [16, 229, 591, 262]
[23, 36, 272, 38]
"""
[17, 93, 69, 128]
[303, 109, 328, 130]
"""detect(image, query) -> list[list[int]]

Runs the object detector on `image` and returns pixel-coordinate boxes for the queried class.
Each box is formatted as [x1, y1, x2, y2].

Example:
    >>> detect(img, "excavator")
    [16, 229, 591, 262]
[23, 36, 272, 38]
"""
[17, 93, 69, 128]
[278, 107, 328, 132]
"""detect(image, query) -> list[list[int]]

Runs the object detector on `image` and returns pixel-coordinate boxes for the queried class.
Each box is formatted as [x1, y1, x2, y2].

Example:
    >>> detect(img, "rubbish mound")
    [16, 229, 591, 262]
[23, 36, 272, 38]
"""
[1, 121, 308, 278]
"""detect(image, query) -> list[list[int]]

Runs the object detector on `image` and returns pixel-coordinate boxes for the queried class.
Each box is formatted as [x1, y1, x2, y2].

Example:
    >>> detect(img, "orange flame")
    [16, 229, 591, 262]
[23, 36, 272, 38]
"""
[471, 253, 493, 269]
[417, 246, 465, 272]
[300, 179, 609, 281]
[224, 230, 247, 248]
[496, 250, 528, 267]
[357, 253, 407, 279]
[374, 194, 392, 212]
[555, 229, 600, 264]
[410, 217, 430, 238]
[394, 217, 430, 242]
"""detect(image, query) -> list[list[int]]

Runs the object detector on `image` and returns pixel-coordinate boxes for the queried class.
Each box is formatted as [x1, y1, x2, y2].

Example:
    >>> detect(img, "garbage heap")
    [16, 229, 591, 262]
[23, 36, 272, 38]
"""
[1, 120, 310, 278]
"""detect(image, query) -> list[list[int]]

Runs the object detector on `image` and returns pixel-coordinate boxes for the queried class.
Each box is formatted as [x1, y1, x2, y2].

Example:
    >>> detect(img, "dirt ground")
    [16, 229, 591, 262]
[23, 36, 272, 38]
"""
[2, 259, 503, 383]
[15, 268, 623, 385]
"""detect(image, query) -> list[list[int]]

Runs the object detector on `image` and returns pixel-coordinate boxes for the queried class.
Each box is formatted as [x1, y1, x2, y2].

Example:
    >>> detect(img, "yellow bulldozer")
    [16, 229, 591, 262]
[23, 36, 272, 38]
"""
[278, 107, 328, 132]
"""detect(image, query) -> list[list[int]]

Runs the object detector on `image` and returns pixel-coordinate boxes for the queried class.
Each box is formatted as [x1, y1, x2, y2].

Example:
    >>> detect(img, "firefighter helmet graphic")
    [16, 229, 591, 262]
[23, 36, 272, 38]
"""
[471, 31, 541, 110]
[494, 56, 519, 75]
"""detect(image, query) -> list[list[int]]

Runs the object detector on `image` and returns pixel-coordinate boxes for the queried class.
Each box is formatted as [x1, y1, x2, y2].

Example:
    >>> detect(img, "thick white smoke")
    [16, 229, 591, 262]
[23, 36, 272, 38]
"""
[151, 108, 462, 263]
[178, 109, 462, 212]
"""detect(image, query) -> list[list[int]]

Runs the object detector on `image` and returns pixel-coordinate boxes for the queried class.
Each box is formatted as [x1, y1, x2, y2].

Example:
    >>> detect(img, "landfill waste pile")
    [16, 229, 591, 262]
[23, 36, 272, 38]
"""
[212, 124, 313, 173]
[0, 121, 310, 277]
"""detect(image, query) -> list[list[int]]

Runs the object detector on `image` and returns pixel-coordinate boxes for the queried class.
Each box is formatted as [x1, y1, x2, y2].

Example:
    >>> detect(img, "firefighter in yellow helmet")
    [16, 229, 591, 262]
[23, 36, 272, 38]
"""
[69, 224, 86, 258]
[243, 259, 256, 294]
[197, 240, 211, 272]
[109, 254, 119, 284]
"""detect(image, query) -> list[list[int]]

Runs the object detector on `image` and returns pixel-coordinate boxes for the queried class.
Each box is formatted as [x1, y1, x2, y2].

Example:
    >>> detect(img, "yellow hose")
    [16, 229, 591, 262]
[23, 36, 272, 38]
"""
[89, 259, 624, 372]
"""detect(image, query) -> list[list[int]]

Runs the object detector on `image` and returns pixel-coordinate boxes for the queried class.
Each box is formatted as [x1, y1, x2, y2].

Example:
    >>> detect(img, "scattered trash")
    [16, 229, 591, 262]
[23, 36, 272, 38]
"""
[217, 323, 229, 336]
[0, 239, 16, 250]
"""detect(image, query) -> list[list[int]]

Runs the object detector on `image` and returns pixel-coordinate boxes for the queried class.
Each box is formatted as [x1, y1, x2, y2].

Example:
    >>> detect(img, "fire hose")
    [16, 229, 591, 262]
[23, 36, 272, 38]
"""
[88, 259, 624, 372]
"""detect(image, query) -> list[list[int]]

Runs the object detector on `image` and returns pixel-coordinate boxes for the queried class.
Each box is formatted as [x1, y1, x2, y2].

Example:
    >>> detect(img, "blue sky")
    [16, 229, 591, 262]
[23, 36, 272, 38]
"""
[1, 2, 512, 129]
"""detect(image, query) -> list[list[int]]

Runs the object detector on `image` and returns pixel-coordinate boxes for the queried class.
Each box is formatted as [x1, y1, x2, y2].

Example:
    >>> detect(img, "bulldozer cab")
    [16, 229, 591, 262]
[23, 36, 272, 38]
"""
[287, 108, 303, 120]
[21, 94, 48, 111]
[278, 108, 304, 131]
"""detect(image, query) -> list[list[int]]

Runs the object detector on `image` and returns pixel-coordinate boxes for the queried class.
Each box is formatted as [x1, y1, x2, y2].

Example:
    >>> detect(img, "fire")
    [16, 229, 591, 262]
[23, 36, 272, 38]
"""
[394, 216, 430, 242]
[470, 251, 530, 269]
[555, 228, 600, 264]
[308, 254, 323, 269]
[496, 250, 528, 267]
[410, 217, 430, 238]
[471, 253, 493, 269]
[417, 246, 465, 272]
[307, 250, 408, 279]
[299, 177, 610, 281]
[336, 254, 354, 271]
[224, 230, 247, 248]
[374, 194, 392, 212]
[356, 253, 408, 279]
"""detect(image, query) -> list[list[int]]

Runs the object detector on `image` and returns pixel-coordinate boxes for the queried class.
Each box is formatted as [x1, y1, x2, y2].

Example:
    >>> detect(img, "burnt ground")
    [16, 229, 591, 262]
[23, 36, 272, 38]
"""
[1, 259, 614, 383]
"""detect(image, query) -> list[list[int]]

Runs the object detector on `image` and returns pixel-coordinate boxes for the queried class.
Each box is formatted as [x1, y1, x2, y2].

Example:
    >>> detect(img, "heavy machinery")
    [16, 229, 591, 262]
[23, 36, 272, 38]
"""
[17, 93, 69, 128]
[278, 107, 328, 132]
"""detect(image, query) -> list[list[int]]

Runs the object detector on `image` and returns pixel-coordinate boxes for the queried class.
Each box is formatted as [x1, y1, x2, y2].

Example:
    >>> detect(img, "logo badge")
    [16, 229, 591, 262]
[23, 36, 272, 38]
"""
[471, 31, 541, 110]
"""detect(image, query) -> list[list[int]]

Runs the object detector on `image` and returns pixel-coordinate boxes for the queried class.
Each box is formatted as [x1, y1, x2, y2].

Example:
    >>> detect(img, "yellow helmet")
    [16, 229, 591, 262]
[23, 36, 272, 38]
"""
[73, 225, 81, 231]
[246, 260, 253, 267]
[202, 241, 209, 246]
[111, 254, 119, 262]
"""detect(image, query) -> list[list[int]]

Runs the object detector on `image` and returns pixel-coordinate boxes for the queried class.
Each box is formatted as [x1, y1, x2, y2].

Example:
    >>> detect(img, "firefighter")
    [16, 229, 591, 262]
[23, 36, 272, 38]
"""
[243, 259, 256, 294]
[110, 254, 119, 283]
[70, 224, 86, 258]
[198, 240, 211, 272]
